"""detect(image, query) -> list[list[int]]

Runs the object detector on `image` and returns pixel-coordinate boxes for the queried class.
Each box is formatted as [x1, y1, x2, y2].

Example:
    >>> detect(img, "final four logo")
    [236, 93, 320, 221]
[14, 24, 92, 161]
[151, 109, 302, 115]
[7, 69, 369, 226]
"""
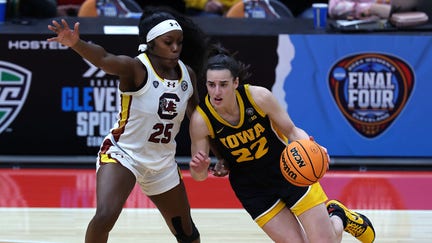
[329, 53, 414, 138]
[0, 61, 31, 134]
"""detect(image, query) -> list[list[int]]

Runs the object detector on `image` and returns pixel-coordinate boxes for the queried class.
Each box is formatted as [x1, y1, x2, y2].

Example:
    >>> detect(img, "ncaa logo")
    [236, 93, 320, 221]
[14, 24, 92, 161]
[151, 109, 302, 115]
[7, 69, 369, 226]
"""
[0, 61, 31, 134]
[328, 53, 414, 138]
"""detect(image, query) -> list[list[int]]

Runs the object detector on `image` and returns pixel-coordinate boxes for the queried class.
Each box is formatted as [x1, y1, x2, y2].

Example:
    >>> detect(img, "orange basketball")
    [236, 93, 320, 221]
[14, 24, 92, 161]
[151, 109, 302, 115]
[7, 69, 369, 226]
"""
[280, 139, 328, 187]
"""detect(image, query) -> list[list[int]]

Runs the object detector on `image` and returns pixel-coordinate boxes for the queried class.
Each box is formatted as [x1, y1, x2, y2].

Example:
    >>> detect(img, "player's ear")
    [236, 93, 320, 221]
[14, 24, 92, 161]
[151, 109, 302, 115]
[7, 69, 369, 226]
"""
[233, 77, 239, 87]
[148, 42, 155, 50]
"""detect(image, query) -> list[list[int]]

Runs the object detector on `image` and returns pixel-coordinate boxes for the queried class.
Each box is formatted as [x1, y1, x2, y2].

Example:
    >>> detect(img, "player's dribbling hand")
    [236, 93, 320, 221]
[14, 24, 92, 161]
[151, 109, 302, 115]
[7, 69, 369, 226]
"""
[47, 19, 80, 47]
[310, 135, 330, 169]
[211, 159, 229, 177]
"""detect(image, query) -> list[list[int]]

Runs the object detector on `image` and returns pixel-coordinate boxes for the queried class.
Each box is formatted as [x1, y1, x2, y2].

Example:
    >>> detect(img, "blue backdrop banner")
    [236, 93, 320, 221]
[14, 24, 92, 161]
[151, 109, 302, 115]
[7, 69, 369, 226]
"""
[273, 34, 432, 157]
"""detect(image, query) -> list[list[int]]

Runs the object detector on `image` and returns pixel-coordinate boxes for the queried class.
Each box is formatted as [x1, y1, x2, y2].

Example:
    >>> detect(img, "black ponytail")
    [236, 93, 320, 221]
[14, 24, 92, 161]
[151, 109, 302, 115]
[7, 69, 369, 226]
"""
[206, 43, 251, 82]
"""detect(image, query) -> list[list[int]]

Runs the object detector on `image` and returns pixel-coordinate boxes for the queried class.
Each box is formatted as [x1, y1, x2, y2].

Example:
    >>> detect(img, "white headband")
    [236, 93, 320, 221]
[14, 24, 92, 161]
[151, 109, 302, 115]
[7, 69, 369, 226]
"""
[138, 19, 182, 52]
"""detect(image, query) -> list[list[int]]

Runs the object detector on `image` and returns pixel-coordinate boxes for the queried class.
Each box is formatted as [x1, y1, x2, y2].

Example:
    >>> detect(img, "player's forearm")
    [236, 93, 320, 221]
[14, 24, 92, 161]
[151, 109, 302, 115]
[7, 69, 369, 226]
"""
[288, 127, 309, 142]
[190, 167, 208, 181]
[71, 39, 109, 68]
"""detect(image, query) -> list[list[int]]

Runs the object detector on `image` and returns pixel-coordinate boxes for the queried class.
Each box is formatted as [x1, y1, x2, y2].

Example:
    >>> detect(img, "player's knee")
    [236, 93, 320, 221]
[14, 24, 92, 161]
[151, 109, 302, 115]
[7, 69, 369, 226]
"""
[91, 211, 117, 231]
[172, 216, 200, 243]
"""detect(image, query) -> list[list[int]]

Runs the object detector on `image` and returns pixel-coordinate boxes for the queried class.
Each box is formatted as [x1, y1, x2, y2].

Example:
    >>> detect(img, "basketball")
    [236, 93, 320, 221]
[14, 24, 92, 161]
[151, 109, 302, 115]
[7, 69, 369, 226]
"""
[280, 139, 328, 187]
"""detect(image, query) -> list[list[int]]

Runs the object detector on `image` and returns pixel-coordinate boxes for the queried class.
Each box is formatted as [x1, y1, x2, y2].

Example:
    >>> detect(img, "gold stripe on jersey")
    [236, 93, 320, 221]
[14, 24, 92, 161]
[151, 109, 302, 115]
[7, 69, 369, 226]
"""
[204, 90, 245, 129]
[142, 54, 164, 82]
[111, 94, 132, 141]
[197, 106, 215, 138]
[142, 54, 184, 84]
[270, 121, 288, 144]
[176, 167, 183, 180]
[255, 199, 286, 227]
[246, 84, 287, 144]
[99, 153, 118, 163]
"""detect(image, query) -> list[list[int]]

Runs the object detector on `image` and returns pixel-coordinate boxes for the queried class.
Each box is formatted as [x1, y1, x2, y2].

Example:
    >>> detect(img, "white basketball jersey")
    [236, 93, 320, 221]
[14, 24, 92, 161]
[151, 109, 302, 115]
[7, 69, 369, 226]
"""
[106, 53, 193, 171]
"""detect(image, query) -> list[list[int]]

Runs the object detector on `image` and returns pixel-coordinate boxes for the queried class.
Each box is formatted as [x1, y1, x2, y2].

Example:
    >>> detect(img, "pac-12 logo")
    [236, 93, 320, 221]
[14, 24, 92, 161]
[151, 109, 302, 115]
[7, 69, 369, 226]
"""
[0, 61, 32, 134]
[328, 53, 414, 138]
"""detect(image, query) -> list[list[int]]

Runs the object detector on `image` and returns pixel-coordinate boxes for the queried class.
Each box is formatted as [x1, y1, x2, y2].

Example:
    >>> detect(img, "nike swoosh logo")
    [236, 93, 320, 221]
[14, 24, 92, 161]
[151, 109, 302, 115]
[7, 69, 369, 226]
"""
[216, 127, 224, 134]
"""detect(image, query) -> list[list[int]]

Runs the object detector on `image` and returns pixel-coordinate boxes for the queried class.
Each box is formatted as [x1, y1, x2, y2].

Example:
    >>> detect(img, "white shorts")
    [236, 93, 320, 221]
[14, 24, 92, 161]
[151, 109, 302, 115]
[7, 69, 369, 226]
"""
[97, 145, 181, 196]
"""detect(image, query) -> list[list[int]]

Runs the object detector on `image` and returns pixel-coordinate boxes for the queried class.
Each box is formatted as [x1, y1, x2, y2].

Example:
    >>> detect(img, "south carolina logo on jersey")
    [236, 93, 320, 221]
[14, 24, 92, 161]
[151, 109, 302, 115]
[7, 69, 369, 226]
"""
[158, 93, 180, 119]
[329, 53, 414, 138]
[0, 61, 31, 134]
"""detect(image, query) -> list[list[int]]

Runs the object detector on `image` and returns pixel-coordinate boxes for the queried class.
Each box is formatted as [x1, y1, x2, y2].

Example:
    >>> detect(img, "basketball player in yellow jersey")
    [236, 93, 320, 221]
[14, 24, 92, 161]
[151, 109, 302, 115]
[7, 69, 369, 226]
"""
[48, 7, 208, 243]
[189, 44, 376, 243]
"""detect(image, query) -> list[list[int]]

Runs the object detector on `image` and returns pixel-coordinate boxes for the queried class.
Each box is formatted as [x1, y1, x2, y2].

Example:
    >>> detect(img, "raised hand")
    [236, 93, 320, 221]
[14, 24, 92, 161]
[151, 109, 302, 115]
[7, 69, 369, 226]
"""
[47, 19, 80, 47]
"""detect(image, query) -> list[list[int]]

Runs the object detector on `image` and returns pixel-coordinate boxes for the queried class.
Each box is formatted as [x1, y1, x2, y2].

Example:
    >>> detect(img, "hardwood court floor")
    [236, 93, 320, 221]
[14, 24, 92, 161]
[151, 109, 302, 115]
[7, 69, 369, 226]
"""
[1, 168, 432, 242]
[0, 208, 431, 243]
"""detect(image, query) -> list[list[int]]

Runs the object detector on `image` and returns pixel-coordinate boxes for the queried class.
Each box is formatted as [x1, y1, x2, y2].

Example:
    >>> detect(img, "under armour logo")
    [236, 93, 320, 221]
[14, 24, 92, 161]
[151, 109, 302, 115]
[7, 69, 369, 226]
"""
[167, 81, 176, 88]
[170, 22, 179, 27]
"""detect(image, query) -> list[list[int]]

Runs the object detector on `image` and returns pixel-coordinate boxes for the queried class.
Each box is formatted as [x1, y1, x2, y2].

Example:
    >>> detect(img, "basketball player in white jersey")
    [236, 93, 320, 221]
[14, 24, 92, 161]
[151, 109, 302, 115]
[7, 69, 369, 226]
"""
[48, 6, 208, 243]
